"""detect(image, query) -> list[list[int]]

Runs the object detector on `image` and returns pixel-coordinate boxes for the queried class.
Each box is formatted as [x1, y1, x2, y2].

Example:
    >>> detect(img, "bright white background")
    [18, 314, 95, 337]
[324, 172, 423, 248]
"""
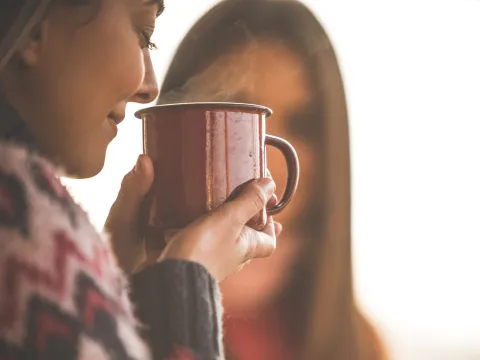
[64, 1, 480, 359]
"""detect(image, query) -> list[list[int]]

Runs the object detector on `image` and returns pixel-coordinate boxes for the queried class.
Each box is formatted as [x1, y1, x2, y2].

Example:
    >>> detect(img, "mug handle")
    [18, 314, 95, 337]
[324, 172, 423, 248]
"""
[265, 135, 300, 215]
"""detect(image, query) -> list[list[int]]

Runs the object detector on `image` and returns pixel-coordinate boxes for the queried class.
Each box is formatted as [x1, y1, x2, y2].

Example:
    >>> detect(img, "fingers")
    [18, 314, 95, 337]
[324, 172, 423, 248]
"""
[241, 226, 276, 261]
[262, 216, 276, 238]
[240, 216, 277, 262]
[106, 155, 154, 227]
[265, 169, 278, 209]
[221, 178, 276, 225]
[119, 155, 154, 204]
[267, 193, 278, 208]
[266, 168, 272, 179]
[274, 221, 283, 237]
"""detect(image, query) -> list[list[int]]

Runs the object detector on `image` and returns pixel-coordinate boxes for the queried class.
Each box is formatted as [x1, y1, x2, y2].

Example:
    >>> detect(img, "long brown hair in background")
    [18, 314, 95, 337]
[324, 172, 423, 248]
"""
[159, 0, 387, 359]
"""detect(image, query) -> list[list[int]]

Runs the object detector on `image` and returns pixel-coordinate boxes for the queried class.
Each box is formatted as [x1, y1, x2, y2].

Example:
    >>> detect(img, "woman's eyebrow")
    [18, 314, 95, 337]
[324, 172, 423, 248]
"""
[143, 0, 165, 17]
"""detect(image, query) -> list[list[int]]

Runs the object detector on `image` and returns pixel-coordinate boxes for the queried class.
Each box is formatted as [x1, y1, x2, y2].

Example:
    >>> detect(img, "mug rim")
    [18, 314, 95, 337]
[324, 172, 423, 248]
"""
[134, 102, 273, 119]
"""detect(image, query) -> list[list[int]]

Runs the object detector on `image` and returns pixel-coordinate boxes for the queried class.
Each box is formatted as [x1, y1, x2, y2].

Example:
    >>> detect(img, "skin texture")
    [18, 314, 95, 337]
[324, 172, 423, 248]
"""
[0, 0, 280, 282]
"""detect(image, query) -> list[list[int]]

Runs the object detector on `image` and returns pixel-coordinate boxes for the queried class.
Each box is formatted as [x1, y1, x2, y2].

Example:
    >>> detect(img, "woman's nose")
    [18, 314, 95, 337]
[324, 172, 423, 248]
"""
[130, 50, 159, 104]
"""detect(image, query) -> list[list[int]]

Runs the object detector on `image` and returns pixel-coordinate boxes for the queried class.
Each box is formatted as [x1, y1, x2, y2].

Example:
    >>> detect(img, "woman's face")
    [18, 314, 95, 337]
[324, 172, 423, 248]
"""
[4, 0, 161, 178]
[182, 41, 316, 312]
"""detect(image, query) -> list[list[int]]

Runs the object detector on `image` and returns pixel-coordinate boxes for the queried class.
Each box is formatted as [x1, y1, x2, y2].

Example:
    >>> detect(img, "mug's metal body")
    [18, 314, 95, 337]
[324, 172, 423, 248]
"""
[135, 102, 299, 246]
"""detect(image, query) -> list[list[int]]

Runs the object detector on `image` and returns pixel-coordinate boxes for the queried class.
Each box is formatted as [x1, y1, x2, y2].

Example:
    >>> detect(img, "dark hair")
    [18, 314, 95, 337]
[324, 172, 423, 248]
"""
[0, 0, 100, 45]
[0, 0, 99, 146]
[0, 0, 35, 145]
[0, 1, 26, 40]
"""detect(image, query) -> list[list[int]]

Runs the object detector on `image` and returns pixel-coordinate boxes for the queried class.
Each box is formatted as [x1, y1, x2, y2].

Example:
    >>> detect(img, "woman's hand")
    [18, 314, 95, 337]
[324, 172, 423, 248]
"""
[159, 178, 281, 281]
[104, 155, 154, 274]
[105, 154, 281, 280]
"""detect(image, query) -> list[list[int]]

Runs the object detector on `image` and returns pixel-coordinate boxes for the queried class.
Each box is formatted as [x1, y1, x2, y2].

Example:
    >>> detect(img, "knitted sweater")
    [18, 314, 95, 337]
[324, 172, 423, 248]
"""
[0, 141, 224, 360]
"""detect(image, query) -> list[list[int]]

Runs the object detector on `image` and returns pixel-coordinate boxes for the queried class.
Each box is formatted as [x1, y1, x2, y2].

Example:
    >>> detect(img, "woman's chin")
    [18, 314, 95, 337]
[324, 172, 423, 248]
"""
[60, 151, 106, 179]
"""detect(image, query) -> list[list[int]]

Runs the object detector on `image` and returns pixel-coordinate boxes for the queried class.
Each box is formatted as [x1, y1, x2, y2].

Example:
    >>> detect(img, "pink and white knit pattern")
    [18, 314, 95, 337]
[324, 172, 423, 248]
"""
[0, 142, 150, 359]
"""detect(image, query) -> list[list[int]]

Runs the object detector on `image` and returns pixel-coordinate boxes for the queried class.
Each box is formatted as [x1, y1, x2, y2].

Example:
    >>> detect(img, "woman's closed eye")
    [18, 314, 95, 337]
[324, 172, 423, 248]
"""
[138, 25, 157, 50]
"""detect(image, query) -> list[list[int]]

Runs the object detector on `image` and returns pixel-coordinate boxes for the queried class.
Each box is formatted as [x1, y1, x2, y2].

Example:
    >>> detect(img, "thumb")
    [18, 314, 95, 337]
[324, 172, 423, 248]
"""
[222, 178, 275, 225]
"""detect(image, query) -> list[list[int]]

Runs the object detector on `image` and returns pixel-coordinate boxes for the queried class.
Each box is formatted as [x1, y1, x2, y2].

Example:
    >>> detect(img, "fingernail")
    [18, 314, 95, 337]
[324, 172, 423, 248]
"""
[258, 177, 275, 196]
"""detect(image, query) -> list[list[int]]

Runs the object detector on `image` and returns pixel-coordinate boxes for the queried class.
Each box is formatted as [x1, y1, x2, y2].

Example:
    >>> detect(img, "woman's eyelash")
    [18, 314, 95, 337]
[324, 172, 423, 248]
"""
[141, 31, 157, 50]
[136, 24, 157, 50]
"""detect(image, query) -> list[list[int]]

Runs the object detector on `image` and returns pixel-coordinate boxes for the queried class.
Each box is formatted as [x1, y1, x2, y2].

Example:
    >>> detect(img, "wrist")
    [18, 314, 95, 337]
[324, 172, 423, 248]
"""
[159, 244, 219, 280]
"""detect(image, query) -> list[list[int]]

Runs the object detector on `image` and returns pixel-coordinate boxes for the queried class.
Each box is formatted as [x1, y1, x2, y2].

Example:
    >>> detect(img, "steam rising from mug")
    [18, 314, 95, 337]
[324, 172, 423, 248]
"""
[157, 37, 265, 105]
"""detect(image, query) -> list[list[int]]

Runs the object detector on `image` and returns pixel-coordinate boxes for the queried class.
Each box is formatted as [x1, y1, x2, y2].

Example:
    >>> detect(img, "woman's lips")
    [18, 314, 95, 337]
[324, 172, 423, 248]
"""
[106, 111, 125, 137]
[107, 116, 118, 136]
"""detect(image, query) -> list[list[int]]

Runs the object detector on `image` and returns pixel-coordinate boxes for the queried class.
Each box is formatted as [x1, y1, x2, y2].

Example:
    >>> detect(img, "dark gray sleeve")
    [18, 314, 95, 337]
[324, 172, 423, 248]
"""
[129, 259, 224, 360]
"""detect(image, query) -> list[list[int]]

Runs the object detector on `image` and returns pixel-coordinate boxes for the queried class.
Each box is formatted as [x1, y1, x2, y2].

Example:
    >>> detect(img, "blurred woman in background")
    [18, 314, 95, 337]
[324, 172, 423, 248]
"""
[159, 0, 387, 359]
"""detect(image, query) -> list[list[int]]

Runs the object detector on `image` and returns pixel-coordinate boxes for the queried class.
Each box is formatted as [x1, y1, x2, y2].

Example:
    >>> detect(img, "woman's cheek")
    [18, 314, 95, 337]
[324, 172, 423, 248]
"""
[107, 30, 146, 99]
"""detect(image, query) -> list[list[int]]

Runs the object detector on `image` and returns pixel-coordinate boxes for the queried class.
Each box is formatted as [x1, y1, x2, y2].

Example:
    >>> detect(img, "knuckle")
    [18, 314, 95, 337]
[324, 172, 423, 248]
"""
[239, 227, 256, 261]
[251, 184, 267, 210]
[216, 202, 241, 227]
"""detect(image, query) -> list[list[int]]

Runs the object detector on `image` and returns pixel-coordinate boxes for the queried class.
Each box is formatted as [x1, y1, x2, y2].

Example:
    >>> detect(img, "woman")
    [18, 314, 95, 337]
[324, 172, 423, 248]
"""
[0, 1, 280, 359]
[159, 0, 386, 359]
